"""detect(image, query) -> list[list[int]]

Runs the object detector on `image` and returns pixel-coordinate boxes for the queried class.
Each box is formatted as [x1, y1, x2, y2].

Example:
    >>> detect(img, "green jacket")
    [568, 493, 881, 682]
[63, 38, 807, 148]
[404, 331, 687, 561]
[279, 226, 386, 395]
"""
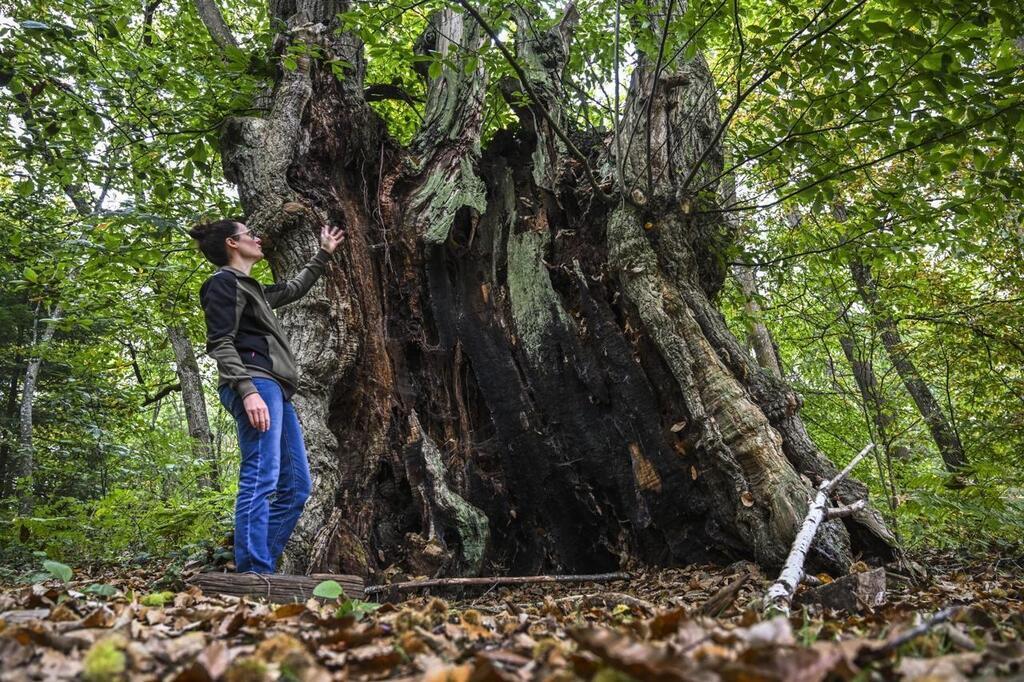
[199, 249, 331, 400]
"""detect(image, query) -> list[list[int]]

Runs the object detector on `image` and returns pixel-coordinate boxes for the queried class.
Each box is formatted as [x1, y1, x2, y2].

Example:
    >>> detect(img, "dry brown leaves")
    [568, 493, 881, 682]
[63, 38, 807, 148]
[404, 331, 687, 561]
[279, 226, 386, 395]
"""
[0, 551, 1022, 681]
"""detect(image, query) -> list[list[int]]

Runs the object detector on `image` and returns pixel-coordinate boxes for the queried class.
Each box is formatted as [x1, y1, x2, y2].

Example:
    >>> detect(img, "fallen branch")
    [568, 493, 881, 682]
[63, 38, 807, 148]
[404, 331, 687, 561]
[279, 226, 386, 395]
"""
[553, 591, 657, 613]
[363, 572, 629, 596]
[701, 571, 750, 616]
[764, 443, 874, 615]
[826, 499, 867, 519]
[859, 606, 962, 663]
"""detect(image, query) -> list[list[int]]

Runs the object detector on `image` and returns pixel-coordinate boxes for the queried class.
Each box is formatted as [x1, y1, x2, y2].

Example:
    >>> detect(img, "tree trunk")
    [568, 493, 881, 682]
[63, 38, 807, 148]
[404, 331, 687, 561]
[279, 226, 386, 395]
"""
[732, 265, 783, 379]
[167, 324, 218, 490]
[849, 260, 967, 473]
[211, 0, 896, 577]
[14, 305, 62, 513]
[837, 317, 911, 464]
[0, 363, 23, 498]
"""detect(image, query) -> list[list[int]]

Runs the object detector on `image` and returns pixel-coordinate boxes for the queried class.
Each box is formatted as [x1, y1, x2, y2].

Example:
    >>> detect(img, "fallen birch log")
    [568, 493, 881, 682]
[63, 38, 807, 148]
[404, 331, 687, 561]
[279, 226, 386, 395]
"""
[764, 443, 875, 615]
[363, 572, 630, 597]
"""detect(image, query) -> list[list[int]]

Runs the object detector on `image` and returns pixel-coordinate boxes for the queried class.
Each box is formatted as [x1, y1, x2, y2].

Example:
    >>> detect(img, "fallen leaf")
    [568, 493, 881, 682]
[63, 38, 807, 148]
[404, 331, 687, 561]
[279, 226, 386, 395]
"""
[897, 652, 983, 681]
[272, 602, 307, 620]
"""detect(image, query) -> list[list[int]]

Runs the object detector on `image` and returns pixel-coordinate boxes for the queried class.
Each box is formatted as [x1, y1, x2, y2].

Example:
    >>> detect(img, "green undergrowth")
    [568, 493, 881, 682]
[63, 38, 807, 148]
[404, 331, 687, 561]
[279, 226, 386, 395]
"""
[0, 485, 234, 572]
[893, 462, 1024, 552]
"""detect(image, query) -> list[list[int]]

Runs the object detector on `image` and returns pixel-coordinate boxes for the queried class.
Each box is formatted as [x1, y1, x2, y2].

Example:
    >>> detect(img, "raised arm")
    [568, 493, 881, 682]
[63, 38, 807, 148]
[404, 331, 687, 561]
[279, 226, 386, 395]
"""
[263, 225, 344, 308]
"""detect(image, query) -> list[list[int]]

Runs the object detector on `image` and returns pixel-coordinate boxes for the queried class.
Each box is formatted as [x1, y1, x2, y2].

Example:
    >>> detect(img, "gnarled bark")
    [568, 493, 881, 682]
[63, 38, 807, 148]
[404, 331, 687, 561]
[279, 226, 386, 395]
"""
[214, 0, 896, 578]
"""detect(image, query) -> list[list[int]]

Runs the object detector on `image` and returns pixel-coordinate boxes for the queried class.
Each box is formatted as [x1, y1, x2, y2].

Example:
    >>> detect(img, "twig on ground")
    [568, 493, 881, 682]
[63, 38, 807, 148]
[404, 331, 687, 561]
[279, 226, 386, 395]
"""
[701, 571, 750, 616]
[364, 572, 630, 596]
[859, 606, 963, 662]
[552, 591, 657, 613]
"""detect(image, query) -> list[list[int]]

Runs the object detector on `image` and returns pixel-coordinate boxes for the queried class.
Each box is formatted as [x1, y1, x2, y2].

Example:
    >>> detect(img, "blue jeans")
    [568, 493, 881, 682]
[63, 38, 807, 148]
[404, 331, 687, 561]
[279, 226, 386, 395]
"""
[219, 378, 311, 573]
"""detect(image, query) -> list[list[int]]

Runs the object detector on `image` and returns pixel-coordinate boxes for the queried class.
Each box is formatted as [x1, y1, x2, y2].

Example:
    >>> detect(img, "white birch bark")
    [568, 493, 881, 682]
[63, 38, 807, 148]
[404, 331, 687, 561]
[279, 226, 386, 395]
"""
[14, 304, 63, 513]
[765, 443, 875, 614]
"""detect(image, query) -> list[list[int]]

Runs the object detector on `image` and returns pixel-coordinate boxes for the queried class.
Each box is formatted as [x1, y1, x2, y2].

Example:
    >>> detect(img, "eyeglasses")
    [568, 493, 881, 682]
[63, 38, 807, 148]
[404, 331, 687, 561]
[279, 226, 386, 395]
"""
[231, 229, 257, 241]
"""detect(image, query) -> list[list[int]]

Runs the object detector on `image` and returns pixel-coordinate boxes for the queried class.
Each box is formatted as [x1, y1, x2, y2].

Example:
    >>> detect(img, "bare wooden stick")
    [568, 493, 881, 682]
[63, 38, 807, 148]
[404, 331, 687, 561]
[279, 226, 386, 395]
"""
[552, 591, 657, 612]
[363, 572, 629, 596]
[764, 443, 874, 614]
[701, 571, 750, 616]
[859, 606, 962, 662]
[826, 499, 867, 519]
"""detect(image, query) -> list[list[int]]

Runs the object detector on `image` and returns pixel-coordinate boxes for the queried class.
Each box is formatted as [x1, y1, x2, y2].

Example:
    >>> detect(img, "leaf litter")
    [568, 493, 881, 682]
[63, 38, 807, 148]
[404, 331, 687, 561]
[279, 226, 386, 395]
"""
[0, 550, 1021, 680]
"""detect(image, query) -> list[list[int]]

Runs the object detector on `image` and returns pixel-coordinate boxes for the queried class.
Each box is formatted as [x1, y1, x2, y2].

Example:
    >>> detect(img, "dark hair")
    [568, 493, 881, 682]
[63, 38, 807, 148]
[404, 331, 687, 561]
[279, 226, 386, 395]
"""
[188, 218, 244, 266]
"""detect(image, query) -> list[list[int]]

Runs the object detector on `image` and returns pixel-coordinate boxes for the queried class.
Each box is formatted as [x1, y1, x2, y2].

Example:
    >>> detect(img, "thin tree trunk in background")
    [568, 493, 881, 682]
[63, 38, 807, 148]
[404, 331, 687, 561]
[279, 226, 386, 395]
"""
[837, 317, 905, 519]
[732, 265, 782, 379]
[849, 260, 967, 474]
[837, 326, 910, 461]
[167, 324, 218, 491]
[0, 364, 23, 498]
[14, 304, 62, 513]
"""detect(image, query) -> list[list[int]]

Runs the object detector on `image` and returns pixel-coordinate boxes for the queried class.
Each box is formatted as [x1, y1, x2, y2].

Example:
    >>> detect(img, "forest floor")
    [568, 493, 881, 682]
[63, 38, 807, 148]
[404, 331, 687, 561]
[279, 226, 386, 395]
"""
[0, 549, 1022, 681]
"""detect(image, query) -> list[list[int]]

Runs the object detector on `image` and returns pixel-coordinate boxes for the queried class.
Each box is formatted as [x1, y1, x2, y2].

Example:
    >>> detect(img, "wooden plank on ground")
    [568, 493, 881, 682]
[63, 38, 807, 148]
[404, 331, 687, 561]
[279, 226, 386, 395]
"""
[188, 572, 365, 602]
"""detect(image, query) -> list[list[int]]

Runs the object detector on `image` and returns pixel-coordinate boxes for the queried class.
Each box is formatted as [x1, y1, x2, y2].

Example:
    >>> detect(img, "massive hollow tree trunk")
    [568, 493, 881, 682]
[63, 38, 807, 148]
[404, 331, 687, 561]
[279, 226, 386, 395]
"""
[211, 0, 896, 577]
[849, 260, 967, 474]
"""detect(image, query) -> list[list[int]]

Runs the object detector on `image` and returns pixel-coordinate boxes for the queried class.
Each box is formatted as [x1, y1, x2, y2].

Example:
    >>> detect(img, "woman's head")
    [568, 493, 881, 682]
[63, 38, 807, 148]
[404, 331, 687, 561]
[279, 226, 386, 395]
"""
[189, 218, 262, 266]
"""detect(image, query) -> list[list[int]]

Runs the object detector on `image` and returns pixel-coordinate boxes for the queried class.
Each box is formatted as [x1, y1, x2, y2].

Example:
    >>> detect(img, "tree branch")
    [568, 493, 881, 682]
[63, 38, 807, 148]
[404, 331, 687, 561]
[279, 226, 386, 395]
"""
[193, 0, 239, 51]
[142, 383, 181, 407]
[704, 101, 1022, 215]
[826, 499, 867, 519]
[364, 83, 423, 105]
[680, 0, 865, 194]
[764, 443, 875, 614]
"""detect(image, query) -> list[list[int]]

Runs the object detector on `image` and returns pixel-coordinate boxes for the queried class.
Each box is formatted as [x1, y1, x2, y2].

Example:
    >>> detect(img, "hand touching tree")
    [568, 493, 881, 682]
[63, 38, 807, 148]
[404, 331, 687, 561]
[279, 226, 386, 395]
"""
[320, 225, 345, 254]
